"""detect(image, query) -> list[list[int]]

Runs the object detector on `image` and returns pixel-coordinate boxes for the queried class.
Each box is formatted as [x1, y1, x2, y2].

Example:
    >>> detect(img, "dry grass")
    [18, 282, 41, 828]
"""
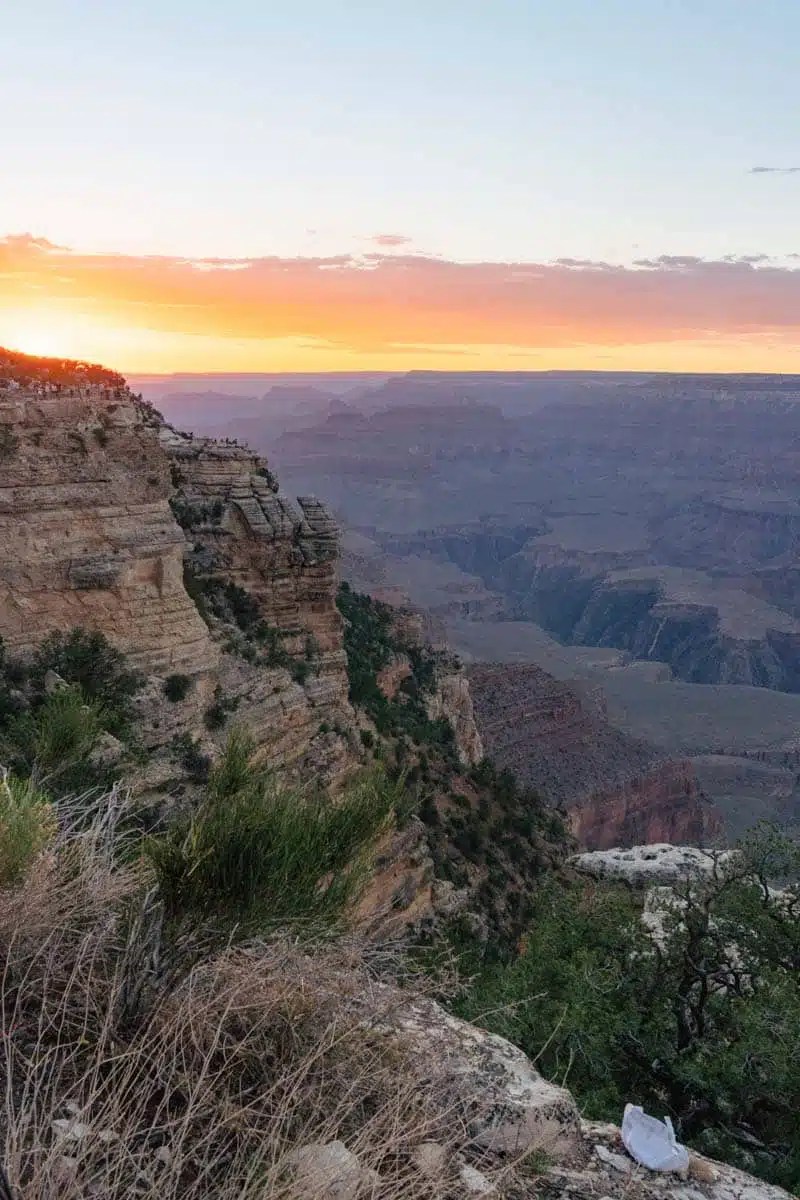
[0, 788, 493, 1198]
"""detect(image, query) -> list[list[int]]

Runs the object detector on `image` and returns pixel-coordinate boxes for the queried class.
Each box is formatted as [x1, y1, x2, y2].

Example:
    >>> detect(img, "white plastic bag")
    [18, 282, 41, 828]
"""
[621, 1104, 689, 1172]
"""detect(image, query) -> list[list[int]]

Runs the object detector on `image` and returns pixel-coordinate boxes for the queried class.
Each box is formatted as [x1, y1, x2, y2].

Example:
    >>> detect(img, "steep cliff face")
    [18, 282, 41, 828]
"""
[468, 663, 721, 850]
[161, 426, 356, 771]
[0, 373, 217, 678]
[0, 351, 357, 781]
[424, 669, 484, 767]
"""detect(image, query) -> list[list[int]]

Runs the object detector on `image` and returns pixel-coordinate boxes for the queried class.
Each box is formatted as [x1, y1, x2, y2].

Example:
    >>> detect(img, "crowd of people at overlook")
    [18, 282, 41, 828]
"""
[0, 347, 126, 398]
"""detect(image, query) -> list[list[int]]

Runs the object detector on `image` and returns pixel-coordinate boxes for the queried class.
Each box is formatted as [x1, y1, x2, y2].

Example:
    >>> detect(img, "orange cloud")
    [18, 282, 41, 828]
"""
[369, 233, 412, 247]
[2, 233, 800, 372]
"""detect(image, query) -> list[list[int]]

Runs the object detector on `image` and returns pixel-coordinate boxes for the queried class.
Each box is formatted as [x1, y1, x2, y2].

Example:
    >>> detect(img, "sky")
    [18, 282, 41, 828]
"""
[2, 0, 799, 374]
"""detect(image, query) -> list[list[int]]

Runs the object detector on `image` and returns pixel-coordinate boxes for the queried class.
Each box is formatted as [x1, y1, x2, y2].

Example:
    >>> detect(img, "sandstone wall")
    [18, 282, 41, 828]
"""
[161, 427, 357, 770]
[0, 373, 357, 781]
[0, 386, 217, 678]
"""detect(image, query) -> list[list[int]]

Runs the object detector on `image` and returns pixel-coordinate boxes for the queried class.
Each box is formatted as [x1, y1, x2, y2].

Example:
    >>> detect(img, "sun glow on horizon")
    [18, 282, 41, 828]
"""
[3, 236, 800, 376]
[2, 307, 132, 364]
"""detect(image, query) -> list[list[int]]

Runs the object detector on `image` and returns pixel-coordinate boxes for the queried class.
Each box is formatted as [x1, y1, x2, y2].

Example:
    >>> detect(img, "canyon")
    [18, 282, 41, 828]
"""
[4, 350, 771, 852]
[467, 662, 721, 849]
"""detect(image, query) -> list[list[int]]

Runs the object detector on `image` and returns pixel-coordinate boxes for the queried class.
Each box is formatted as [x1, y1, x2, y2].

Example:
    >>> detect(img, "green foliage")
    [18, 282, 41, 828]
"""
[337, 583, 572, 951]
[254, 621, 292, 667]
[163, 673, 192, 703]
[203, 685, 240, 730]
[185, 570, 310, 677]
[0, 630, 141, 796]
[182, 562, 212, 625]
[220, 581, 262, 633]
[29, 628, 142, 736]
[169, 497, 224, 529]
[290, 660, 311, 685]
[170, 732, 212, 782]
[149, 730, 397, 931]
[453, 827, 800, 1190]
[0, 687, 105, 790]
[336, 583, 459, 760]
[0, 770, 56, 888]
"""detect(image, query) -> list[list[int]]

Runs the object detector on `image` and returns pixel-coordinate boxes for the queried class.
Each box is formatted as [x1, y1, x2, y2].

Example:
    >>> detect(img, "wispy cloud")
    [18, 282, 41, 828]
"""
[749, 166, 800, 175]
[369, 233, 412, 247]
[2, 233, 800, 370]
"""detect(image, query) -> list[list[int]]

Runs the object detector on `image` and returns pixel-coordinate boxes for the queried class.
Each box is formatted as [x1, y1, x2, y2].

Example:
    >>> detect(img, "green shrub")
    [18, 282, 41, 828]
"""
[169, 498, 225, 529]
[0, 687, 106, 791]
[291, 660, 311, 685]
[170, 733, 212, 782]
[254, 621, 292, 667]
[337, 584, 459, 757]
[149, 730, 397, 930]
[222, 582, 262, 632]
[453, 828, 800, 1191]
[182, 562, 212, 626]
[163, 673, 192, 703]
[203, 686, 240, 731]
[0, 770, 56, 887]
[29, 628, 142, 736]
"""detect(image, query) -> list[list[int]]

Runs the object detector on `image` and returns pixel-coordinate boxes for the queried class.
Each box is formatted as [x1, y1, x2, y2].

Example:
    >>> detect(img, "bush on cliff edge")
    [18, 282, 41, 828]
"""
[452, 827, 800, 1190]
[148, 728, 399, 931]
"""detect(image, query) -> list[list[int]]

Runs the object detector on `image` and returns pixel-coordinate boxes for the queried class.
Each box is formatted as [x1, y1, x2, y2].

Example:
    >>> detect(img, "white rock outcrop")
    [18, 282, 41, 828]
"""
[573, 843, 731, 887]
[386, 996, 583, 1158]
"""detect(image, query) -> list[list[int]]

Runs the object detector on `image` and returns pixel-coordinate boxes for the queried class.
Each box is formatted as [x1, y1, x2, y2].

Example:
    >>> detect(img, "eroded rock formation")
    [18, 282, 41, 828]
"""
[371, 604, 484, 768]
[0, 375, 217, 678]
[468, 663, 721, 850]
[0, 353, 357, 781]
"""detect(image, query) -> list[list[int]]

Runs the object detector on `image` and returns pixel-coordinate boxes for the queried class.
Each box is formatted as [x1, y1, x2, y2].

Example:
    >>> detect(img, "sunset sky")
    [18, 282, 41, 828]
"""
[2, 0, 799, 374]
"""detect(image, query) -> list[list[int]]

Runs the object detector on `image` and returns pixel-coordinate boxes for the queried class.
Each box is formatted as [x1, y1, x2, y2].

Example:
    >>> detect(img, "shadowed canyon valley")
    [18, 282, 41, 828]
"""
[146, 369, 800, 844]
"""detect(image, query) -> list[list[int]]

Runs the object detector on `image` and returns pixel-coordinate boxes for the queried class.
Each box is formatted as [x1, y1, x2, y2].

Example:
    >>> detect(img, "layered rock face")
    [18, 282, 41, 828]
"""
[165, 427, 345, 671]
[0, 353, 356, 779]
[468, 663, 721, 850]
[0, 376, 217, 678]
[161, 426, 356, 769]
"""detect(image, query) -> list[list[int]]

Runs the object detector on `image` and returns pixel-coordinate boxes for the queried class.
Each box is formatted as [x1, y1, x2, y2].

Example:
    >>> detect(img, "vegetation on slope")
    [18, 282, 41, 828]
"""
[149, 729, 397, 930]
[337, 581, 459, 756]
[451, 830, 800, 1190]
[183, 566, 315, 683]
[336, 589, 800, 1187]
[0, 629, 142, 796]
[2, 606, 799, 1192]
[0, 630, 435, 1194]
[337, 582, 571, 951]
[0, 785, 469, 1198]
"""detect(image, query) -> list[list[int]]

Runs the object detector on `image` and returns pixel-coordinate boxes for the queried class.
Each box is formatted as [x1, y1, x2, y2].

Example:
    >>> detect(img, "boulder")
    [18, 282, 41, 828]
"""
[283, 1140, 378, 1199]
[388, 997, 582, 1158]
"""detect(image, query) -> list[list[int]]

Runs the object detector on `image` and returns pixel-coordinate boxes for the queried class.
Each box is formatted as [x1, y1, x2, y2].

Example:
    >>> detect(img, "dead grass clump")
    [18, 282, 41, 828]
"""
[0, 790, 475, 1198]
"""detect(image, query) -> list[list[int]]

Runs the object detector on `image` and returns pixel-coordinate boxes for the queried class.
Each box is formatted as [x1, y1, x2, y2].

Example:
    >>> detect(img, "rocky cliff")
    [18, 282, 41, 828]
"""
[468, 662, 721, 850]
[0, 364, 215, 678]
[0, 350, 357, 782]
[372, 604, 484, 768]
